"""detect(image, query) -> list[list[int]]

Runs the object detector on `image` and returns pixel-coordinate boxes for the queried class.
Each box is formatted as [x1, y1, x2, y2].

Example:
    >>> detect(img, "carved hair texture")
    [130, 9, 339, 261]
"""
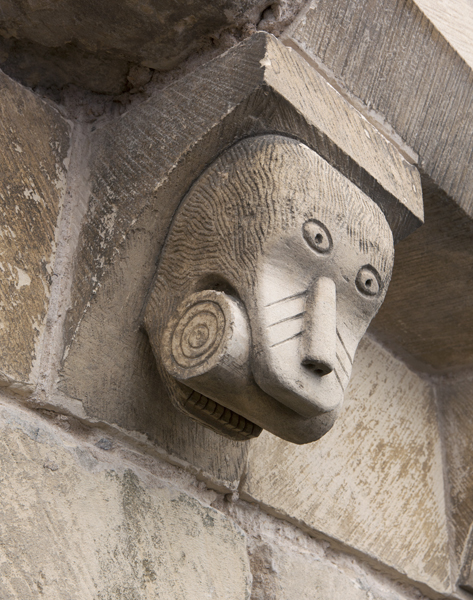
[157, 135, 394, 297]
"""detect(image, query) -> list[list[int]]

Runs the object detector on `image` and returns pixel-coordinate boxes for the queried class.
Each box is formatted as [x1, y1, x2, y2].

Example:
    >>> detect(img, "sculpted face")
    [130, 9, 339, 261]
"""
[144, 135, 395, 444]
[251, 212, 392, 420]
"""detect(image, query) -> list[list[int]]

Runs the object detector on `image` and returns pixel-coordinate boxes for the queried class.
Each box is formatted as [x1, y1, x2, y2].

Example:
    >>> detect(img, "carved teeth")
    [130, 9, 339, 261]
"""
[184, 390, 261, 440]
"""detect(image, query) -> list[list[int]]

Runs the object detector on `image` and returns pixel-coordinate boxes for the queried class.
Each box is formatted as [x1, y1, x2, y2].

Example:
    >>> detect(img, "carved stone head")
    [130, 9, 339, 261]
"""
[144, 135, 395, 443]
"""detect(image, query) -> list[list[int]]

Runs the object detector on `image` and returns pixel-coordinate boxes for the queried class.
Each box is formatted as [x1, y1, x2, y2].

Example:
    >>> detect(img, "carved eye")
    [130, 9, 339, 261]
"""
[303, 220, 332, 254]
[356, 266, 381, 297]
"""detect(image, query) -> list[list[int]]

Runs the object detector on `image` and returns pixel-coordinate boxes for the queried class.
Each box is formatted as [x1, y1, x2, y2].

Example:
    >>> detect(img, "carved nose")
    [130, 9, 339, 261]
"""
[302, 277, 336, 377]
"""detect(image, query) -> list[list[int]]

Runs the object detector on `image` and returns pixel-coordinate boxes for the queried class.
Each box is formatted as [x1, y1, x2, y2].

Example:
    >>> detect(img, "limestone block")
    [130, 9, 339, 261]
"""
[0, 401, 251, 600]
[0, 70, 70, 394]
[286, 0, 473, 216]
[437, 375, 473, 590]
[372, 185, 473, 372]
[59, 33, 421, 480]
[249, 540, 424, 600]
[241, 336, 451, 594]
[0, 0, 306, 93]
[284, 0, 473, 372]
[412, 0, 473, 69]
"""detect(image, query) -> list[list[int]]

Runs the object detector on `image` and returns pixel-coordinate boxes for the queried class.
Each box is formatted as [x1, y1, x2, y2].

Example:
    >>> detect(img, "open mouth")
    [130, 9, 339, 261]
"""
[183, 389, 262, 441]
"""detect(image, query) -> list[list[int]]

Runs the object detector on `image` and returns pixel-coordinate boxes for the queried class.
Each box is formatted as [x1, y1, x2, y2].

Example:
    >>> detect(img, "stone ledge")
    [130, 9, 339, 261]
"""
[285, 0, 473, 217]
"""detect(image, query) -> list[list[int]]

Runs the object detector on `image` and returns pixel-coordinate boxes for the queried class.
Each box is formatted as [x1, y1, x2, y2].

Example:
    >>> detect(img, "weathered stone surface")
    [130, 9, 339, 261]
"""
[0, 0, 306, 94]
[0, 401, 251, 599]
[437, 374, 473, 589]
[0, 36, 132, 96]
[413, 0, 473, 69]
[286, 0, 473, 216]
[0, 69, 70, 393]
[460, 569, 473, 596]
[371, 183, 473, 372]
[284, 0, 473, 372]
[249, 539, 426, 600]
[58, 33, 420, 480]
[241, 336, 450, 594]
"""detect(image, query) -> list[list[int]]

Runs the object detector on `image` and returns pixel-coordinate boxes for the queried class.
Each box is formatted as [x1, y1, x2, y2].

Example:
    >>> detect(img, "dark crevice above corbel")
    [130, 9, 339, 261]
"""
[0, 0, 307, 95]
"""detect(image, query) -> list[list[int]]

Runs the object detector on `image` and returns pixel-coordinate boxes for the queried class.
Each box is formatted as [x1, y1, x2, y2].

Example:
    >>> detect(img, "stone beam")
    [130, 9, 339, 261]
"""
[284, 0, 473, 217]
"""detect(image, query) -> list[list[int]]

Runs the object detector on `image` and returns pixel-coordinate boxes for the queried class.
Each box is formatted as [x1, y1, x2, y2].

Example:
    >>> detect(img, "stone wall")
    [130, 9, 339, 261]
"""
[1, 1, 473, 599]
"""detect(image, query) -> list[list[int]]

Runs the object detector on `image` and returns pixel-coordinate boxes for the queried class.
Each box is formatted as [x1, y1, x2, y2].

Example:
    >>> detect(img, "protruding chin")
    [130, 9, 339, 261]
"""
[252, 361, 345, 419]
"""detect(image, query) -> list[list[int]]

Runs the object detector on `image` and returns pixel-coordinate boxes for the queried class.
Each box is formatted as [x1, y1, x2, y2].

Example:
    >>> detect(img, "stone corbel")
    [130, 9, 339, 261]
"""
[140, 37, 424, 444]
[62, 33, 423, 446]
[144, 134, 401, 443]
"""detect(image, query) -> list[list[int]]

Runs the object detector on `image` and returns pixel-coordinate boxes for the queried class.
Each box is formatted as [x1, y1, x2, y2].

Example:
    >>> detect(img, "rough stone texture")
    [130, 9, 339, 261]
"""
[0, 5, 470, 600]
[413, 0, 473, 68]
[0, 0, 306, 94]
[241, 335, 450, 595]
[460, 572, 473, 596]
[0, 400, 251, 599]
[283, 0, 473, 373]
[0, 69, 70, 394]
[437, 374, 473, 588]
[57, 33, 420, 485]
[249, 539, 424, 600]
[286, 0, 473, 216]
[371, 181, 473, 373]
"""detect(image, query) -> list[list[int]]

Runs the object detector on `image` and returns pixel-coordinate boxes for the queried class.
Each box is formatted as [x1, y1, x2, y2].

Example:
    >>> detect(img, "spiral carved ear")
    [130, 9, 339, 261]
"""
[161, 290, 251, 396]
[159, 289, 263, 440]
